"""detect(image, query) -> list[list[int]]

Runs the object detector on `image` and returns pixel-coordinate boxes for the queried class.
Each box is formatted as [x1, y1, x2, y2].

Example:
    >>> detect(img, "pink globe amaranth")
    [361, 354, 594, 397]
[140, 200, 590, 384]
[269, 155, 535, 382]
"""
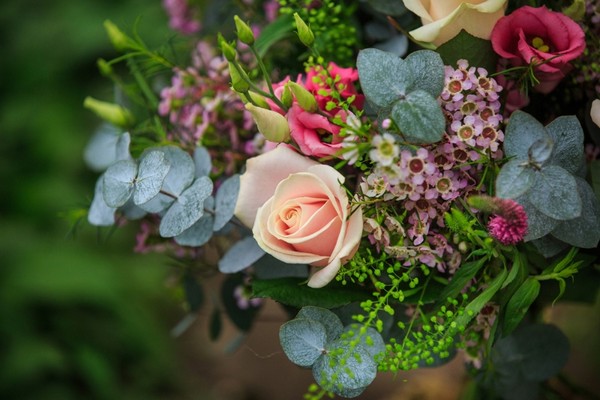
[234, 145, 363, 288]
[491, 5, 586, 94]
[287, 104, 345, 158]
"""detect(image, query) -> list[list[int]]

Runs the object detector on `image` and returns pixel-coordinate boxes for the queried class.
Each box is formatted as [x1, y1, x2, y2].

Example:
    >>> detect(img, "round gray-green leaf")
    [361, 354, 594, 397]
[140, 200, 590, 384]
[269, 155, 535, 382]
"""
[102, 159, 137, 207]
[218, 235, 265, 273]
[152, 146, 195, 196]
[312, 339, 377, 394]
[296, 306, 343, 342]
[194, 145, 212, 177]
[174, 197, 215, 247]
[495, 159, 535, 199]
[357, 48, 413, 109]
[504, 111, 547, 159]
[88, 177, 116, 226]
[279, 318, 328, 368]
[529, 165, 580, 220]
[214, 174, 240, 231]
[159, 176, 213, 237]
[516, 196, 559, 241]
[546, 115, 584, 174]
[134, 150, 170, 205]
[404, 50, 445, 97]
[528, 137, 554, 166]
[391, 89, 445, 144]
[83, 124, 130, 172]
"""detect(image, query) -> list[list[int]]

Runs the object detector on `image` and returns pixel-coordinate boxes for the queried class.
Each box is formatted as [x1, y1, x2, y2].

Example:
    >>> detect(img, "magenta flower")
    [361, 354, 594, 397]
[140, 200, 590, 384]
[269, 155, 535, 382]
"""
[487, 198, 528, 245]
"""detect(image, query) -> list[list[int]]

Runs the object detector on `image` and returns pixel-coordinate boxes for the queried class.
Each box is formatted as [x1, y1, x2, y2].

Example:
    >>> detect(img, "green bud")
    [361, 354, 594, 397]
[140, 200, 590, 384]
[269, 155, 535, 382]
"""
[245, 103, 290, 143]
[97, 58, 113, 76]
[84, 96, 135, 128]
[293, 13, 314, 47]
[233, 15, 255, 46]
[103, 20, 132, 52]
[245, 92, 269, 109]
[280, 84, 293, 108]
[218, 34, 237, 62]
[228, 62, 250, 93]
[562, 0, 586, 21]
[287, 81, 317, 112]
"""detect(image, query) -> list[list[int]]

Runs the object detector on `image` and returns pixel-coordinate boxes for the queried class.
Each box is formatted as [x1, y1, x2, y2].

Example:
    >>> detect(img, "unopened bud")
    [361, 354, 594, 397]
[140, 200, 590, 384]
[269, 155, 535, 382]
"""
[97, 58, 113, 76]
[280, 85, 294, 108]
[84, 97, 135, 128]
[234, 15, 255, 45]
[245, 103, 290, 143]
[287, 81, 317, 112]
[218, 34, 237, 62]
[243, 92, 270, 109]
[293, 13, 314, 47]
[228, 63, 250, 93]
[104, 20, 133, 52]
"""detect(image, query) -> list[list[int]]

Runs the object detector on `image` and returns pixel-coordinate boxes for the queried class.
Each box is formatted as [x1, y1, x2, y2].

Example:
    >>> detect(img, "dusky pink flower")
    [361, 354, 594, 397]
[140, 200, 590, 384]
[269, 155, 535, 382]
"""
[287, 104, 344, 158]
[304, 62, 364, 110]
[491, 5, 586, 94]
[487, 198, 528, 245]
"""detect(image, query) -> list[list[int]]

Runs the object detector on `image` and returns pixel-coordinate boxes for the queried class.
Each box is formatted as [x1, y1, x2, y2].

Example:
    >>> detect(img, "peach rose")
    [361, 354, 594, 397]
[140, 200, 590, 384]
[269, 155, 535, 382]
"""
[234, 145, 363, 288]
[403, 0, 508, 47]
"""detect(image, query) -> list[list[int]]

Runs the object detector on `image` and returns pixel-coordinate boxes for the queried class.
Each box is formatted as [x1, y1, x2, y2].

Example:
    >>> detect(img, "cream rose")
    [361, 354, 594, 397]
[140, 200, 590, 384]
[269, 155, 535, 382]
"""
[403, 0, 508, 47]
[234, 145, 363, 288]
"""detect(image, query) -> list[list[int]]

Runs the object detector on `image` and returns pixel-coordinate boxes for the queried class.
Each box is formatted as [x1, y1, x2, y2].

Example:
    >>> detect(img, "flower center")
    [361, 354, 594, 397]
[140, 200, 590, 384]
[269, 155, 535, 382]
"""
[457, 125, 474, 141]
[531, 36, 550, 53]
[408, 157, 424, 174]
[460, 101, 477, 115]
[448, 79, 462, 94]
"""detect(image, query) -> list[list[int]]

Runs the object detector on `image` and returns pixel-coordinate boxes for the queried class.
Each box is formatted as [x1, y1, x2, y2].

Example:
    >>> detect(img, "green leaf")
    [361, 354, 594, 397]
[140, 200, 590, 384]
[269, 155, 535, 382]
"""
[551, 177, 600, 248]
[279, 318, 328, 368]
[439, 258, 486, 301]
[391, 89, 445, 144]
[255, 14, 294, 57]
[502, 252, 525, 290]
[454, 267, 507, 330]
[517, 195, 559, 241]
[213, 174, 240, 231]
[209, 307, 222, 341]
[134, 150, 170, 205]
[357, 48, 413, 109]
[503, 278, 540, 335]
[436, 30, 497, 72]
[503, 111, 547, 159]
[404, 50, 445, 98]
[252, 278, 370, 309]
[312, 339, 377, 397]
[102, 159, 137, 207]
[527, 137, 554, 166]
[296, 306, 343, 343]
[88, 177, 116, 226]
[546, 115, 584, 174]
[159, 177, 213, 237]
[495, 159, 536, 199]
[218, 236, 265, 273]
[174, 197, 215, 247]
[529, 165, 580, 221]
[194, 145, 212, 177]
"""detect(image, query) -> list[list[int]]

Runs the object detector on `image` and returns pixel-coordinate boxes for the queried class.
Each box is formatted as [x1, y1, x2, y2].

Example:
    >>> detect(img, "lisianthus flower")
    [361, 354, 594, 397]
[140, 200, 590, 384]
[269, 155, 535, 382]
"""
[491, 5, 586, 94]
[287, 104, 345, 158]
[305, 62, 364, 110]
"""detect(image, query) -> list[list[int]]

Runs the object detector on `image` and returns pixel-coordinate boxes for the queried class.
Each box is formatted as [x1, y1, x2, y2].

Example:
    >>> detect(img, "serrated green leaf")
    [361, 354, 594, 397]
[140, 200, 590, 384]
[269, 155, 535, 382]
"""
[218, 235, 265, 273]
[546, 116, 584, 174]
[529, 165, 580, 221]
[404, 50, 445, 97]
[503, 278, 540, 335]
[252, 278, 370, 309]
[102, 159, 137, 207]
[392, 89, 445, 144]
[159, 176, 213, 237]
[134, 150, 170, 205]
[495, 159, 536, 199]
[357, 48, 413, 109]
[296, 306, 343, 343]
[279, 318, 328, 368]
[214, 174, 240, 231]
[312, 339, 376, 396]
[503, 111, 547, 159]
[436, 30, 497, 72]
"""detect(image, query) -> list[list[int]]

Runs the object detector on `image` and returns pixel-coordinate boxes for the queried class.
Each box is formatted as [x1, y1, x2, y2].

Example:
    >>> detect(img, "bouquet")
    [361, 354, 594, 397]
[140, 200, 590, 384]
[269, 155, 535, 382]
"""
[82, 0, 600, 398]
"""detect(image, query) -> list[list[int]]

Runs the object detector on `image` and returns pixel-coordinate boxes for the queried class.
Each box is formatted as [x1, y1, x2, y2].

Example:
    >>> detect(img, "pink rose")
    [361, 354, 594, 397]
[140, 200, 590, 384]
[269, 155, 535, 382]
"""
[288, 104, 344, 158]
[491, 6, 586, 94]
[234, 145, 363, 288]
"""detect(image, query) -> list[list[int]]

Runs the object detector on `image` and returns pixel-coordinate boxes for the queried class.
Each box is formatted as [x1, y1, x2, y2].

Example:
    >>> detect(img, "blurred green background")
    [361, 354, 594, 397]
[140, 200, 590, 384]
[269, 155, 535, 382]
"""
[0, 1, 186, 399]
[1, 1, 599, 399]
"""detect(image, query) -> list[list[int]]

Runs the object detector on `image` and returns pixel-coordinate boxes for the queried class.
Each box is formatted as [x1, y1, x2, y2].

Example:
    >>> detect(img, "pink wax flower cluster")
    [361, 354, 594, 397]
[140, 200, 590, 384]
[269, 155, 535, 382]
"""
[267, 62, 362, 158]
[361, 60, 505, 273]
[491, 5, 586, 94]
[163, 0, 201, 35]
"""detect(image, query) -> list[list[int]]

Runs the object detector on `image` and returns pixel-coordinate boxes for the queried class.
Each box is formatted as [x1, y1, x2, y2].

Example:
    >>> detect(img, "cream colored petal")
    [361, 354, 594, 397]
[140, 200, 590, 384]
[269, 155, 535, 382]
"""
[402, 0, 433, 21]
[591, 99, 600, 128]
